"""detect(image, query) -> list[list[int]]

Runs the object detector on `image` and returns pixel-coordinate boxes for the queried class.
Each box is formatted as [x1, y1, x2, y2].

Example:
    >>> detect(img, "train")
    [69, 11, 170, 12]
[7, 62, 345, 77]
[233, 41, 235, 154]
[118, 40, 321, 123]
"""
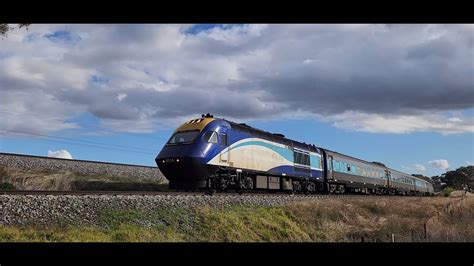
[156, 114, 434, 196]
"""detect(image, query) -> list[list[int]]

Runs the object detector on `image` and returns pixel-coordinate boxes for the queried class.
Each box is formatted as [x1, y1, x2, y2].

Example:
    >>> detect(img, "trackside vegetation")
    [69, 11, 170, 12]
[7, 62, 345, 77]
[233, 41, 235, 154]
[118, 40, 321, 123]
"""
[0, 195, 472, 242]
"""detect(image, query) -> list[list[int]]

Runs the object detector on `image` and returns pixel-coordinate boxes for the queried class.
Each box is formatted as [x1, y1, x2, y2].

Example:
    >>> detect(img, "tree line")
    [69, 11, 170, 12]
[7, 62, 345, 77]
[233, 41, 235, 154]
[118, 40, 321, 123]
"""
[413, 165, 474, 192]
[0, 24, 30, 37]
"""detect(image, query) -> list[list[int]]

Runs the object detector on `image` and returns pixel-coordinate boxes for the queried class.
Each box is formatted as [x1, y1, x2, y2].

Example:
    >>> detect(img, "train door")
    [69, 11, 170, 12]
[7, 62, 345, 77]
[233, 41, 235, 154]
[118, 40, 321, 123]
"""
[385, 170, 391, 188]
[219, 133, 229, 165]
[327, 155, 333, 180]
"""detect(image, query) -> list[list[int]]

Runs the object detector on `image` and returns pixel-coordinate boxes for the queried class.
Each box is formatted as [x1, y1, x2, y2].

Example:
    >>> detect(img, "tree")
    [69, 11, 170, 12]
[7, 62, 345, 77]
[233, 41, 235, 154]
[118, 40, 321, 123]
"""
[439, 166, 474, 191]
[429, 175, 443, 192]
[0, 24, 30, 37]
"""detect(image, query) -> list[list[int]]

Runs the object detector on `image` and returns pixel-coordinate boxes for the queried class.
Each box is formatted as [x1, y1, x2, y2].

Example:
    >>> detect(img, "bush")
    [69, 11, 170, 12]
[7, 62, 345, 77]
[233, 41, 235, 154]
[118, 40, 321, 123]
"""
[443, 187, 455, 197]
[0, 166, 8, 179]
[0, 183, 16, 190]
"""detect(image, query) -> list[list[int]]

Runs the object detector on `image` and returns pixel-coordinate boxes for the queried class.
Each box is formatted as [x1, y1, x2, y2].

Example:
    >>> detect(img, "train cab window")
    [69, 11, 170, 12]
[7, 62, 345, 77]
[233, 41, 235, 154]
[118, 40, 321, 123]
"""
[167, 130, 200, 145]
[220, 133, 228, 146]
[202, 131, 218, 143]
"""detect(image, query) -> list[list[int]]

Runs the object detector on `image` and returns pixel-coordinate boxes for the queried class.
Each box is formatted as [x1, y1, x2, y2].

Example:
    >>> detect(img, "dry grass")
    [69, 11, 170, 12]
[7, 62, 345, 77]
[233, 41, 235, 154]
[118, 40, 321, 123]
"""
[285, 196, 474, 242]
[0, 166, 167, 191]
[0, 196, 472, 242]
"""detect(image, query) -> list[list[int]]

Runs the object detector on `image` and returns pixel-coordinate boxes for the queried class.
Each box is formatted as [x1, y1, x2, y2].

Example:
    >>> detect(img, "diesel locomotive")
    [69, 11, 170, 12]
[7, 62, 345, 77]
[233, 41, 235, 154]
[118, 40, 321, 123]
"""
[156, 114, 434, 195]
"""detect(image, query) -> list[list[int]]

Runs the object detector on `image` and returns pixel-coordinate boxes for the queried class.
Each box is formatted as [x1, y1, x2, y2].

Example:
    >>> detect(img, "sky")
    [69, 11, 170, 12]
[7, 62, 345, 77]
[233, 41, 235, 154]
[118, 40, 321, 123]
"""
[0, 24, 473, 177]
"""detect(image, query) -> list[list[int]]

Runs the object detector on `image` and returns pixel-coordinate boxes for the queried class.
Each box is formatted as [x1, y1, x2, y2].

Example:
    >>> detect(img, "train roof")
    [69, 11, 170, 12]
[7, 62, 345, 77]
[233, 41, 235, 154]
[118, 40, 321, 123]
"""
[221, 118, 321, 153]
[321, 148, 390, 169]
[326, 148, 431, 184]
[388, 168, 433, 183]
[206, 115, 432, 184]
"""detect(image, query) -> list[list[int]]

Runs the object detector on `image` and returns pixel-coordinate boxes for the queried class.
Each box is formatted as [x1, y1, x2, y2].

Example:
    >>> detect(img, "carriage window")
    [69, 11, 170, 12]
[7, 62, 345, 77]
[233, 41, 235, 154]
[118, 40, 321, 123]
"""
[294, 151, 310, 166]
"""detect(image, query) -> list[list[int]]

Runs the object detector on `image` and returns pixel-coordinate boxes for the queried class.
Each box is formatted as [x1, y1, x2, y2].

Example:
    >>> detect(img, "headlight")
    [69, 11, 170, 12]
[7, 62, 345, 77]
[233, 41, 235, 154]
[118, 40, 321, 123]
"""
[176, 159, 180, 162]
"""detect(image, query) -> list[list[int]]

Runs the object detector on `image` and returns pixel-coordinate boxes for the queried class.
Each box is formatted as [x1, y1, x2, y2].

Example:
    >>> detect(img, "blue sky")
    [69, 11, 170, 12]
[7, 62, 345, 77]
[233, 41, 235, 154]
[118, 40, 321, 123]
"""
[0, 24, 473, 177]
[1, 112, 472, 177]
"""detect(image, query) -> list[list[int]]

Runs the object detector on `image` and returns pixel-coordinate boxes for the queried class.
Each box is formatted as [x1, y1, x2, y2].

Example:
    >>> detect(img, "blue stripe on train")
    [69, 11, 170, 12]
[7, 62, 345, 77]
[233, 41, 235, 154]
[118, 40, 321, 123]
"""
[267, 165, 323, 180]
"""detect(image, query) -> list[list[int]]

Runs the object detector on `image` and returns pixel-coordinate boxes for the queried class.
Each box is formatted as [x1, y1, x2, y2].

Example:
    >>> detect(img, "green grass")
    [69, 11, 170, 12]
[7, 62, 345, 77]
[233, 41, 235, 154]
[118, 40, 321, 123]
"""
[443, 187, 455, 197]
[0, 182, 16, 190]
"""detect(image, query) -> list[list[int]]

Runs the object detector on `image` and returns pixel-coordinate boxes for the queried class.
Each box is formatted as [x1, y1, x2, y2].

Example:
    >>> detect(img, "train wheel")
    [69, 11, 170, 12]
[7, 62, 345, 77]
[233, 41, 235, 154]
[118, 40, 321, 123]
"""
[245, 177, 254, 190]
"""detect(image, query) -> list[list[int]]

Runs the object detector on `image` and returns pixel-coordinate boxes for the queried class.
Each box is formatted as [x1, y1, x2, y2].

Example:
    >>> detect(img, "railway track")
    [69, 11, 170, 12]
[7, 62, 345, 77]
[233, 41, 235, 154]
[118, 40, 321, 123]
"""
[0, 190, 423, 199]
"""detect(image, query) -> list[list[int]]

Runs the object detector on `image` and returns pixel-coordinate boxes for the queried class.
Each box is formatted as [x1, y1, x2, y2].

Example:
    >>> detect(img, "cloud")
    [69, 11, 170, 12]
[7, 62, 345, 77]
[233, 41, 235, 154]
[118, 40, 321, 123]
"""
[413, 164, 427, 172]
[117, 93, 127, 102]
[428, 159, 450, 170]
[47, 149, 73, 159]
[402, 164, 426, 173]
[326, 111, 474, 134]
[0, 24, 472, 135]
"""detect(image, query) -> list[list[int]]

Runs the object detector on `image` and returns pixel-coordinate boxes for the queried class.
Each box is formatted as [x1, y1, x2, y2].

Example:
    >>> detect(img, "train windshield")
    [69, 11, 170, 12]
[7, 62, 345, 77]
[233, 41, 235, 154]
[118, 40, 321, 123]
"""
[167, 130, 200, 145]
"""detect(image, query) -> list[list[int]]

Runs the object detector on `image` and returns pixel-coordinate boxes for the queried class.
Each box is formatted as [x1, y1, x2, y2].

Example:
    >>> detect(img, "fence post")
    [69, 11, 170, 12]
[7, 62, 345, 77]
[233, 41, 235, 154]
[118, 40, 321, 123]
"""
[391, 234, 395, 243]
[424, 223, 427, 240]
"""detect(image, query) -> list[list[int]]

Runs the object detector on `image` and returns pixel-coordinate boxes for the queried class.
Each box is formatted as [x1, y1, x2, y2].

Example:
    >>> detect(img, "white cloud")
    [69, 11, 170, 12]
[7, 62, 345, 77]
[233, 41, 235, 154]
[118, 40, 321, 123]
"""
[117, 93, 127, 102]
[413, 164, 427, 172]
[428, 159, 450, 170]
[401, 164, 426, 173]
[327, 111, 474, 134]
[0, 24, 472, 135]
[448, 117, 462, 123]
[47, 149, 73, 159]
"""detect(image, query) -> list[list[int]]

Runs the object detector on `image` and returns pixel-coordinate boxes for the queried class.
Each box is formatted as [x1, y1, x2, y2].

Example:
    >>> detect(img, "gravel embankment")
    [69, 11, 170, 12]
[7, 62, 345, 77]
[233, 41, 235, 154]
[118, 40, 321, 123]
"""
[0, 152, 165, 181]
[0, 194, 318, 228]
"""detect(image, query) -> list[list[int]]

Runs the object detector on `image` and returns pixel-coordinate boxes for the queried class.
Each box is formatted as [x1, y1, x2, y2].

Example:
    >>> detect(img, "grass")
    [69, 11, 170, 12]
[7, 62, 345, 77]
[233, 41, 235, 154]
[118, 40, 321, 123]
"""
[0, 182, 16, 190]
[0, 195, 472, 242]
[443, 187, 455, 197]
[0, 165, 168, 191]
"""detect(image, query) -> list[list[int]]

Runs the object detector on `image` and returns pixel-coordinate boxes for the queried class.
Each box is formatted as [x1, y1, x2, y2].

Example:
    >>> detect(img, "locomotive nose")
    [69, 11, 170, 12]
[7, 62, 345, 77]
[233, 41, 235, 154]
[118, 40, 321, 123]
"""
[156, 155, 211, 190]
[155, 115, 220, 190]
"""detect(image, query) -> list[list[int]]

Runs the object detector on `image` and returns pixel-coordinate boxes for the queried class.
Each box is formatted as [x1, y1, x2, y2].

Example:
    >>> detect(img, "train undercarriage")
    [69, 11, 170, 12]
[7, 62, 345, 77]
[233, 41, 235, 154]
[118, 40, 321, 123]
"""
[201, 167, 431, 196]
[204, 167, 324, 195]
